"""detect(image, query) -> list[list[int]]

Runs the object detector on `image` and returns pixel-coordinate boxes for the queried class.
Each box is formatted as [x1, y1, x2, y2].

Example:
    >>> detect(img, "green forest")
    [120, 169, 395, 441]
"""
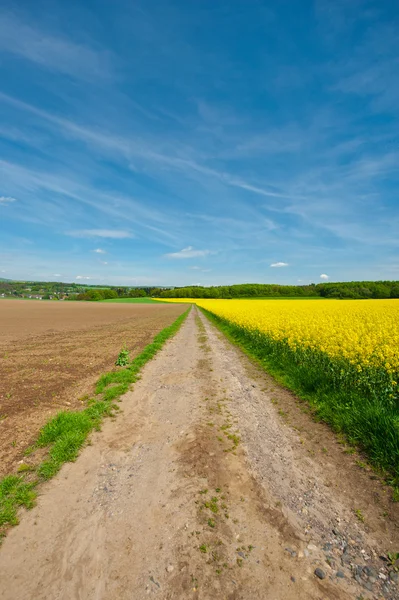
[1, 279, 398, 301]
[157, 281, 399, 299]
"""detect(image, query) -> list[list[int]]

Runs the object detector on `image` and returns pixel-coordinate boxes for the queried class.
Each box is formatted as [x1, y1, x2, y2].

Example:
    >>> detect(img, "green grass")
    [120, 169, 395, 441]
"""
[0, 476, 37, 527]
[200, 308, 399, 485]
[0, 307, 190, 531]
[102, 297, 160, 303]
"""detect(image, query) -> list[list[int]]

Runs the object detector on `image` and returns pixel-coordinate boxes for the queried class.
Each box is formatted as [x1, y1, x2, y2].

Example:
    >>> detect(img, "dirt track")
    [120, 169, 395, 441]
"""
[0, 308, 398, 599]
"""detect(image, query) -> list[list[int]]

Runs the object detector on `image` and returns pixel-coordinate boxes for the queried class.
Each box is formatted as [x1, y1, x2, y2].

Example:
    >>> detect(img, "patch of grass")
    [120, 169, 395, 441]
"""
[17, 464, 33, 473]
[0, 308, 190, 530]
[0, 476, 37, 528]
[102, 297, 160, 303]
[356, 460, 368, 470]
[203, 496, 219, 514]
[199, 544, 208, 553]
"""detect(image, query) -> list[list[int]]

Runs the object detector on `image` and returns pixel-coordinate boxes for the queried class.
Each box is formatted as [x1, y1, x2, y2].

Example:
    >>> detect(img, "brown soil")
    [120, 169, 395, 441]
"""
[0, 308, 398, 599]
[0, 299, 186, 475]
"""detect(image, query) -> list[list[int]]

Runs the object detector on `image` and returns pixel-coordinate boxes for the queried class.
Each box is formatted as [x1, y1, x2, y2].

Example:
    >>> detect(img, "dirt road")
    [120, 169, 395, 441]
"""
[0, 308, 398, 599]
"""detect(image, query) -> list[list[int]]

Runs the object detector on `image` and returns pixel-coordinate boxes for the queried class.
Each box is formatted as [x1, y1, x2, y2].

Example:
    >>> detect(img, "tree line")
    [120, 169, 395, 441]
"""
[2, 280, 399, 301]
[157, 281, 399, 299]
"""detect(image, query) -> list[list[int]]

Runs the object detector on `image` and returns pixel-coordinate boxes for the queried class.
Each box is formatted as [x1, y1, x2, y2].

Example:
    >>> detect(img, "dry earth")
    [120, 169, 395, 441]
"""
[0, 299, 186, 475]
[0, 307, 398, 599]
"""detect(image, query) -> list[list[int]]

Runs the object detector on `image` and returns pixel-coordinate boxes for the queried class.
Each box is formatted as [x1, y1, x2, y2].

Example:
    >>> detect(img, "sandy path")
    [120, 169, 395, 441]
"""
[0, 308, 397, 599]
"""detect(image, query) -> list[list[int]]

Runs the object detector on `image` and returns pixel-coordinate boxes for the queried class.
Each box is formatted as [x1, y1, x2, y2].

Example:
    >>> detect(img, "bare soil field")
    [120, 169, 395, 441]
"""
[0, 308, 398, 599]
[0, 299, 186, 475]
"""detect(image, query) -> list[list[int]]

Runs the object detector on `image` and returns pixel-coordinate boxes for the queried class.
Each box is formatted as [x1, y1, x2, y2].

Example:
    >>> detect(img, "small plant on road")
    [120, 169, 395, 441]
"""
[115, 345, 130, 367]
[387, 552, 399, 571]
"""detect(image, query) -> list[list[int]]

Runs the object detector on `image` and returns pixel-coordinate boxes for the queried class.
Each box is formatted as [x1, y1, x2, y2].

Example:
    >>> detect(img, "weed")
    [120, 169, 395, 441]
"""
[17, 464, 33, 473]
[387, 552, 399, 570]
[208, 518, 216, 528]
[199, 544, 208, 553]
[356, 460, 368, 470]
[115, 345, 130, 367]
[354, 508, 365, 523]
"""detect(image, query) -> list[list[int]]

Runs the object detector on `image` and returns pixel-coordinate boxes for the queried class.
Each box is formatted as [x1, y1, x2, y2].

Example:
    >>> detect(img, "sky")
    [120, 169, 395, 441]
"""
[0, 0, 398, 287]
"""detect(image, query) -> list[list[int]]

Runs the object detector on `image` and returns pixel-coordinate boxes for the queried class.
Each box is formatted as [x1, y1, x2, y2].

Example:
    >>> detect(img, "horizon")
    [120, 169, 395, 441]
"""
[1, 276, 399, 290]
[1, 1, 398, 286]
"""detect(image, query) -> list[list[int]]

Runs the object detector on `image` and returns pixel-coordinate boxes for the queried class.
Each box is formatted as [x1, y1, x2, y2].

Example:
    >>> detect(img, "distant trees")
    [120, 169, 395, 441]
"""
[158, 281, 399, 300]
[74, 287, 149, 301]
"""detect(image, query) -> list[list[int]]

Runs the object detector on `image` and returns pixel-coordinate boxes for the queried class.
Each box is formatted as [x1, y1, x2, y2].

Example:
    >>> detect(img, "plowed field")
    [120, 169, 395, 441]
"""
[0, 300, 186, 475]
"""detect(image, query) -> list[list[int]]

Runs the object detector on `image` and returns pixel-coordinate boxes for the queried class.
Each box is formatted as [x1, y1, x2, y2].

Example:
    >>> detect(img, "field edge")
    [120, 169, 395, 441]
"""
[199, 307, 399, 495]
[0, 306, 191, 538]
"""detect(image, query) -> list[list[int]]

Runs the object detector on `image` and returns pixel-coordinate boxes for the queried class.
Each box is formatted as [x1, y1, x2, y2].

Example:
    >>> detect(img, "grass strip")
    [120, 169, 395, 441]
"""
[200, 307, 399, 486]
[0, 307, 189, 531]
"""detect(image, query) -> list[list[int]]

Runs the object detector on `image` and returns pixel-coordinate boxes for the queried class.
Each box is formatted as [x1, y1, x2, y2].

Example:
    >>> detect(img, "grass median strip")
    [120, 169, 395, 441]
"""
[0, 307, 189, 534]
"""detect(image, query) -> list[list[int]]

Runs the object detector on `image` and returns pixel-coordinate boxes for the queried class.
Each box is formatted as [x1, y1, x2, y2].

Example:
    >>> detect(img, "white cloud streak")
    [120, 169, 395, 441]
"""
[0, 196, 16, 204]
[67, 229, 133, 239]
[165, 246, 211, 259]
[0, 12, 113, 81]
[270, 262, 289, 268]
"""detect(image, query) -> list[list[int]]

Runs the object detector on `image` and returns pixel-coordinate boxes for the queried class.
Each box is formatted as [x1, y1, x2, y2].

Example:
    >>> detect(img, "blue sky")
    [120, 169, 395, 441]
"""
[0, 0, 398, 286]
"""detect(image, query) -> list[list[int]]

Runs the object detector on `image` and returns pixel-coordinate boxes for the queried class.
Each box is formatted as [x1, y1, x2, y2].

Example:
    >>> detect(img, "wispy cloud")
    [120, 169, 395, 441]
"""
[165, 246, 211, 259]
[0, 11, 113, 81]
[270, 262, 289, 268]
[76, 275, 93, 280]
[93, 248, 106, 254]
[0, 196, 17, 205]
[67, 229, 133, 239]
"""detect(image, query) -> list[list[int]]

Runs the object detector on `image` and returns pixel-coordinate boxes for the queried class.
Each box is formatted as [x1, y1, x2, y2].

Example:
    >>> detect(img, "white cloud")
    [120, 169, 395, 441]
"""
[68, 229, 132, 239]
[76, 275, 93, 280]
[100, 261, 108, 265]
[93, 248, 106, 254]
[0, 13, 113, 81]
[270, 262, 289, 268]
[0, 196, 16, 205]
[53, 273, 61, 277]
[320, 273, 330, 280]
[165, 246, 211, 259]
[189, 265, 211, 272]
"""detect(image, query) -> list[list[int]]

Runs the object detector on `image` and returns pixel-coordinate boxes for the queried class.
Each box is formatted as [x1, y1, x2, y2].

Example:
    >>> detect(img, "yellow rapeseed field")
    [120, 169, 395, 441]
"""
[162, 299, 399, 375]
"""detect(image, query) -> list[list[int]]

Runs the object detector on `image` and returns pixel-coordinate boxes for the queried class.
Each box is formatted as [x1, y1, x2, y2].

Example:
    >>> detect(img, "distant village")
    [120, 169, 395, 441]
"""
[0, 279, 169, 301]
